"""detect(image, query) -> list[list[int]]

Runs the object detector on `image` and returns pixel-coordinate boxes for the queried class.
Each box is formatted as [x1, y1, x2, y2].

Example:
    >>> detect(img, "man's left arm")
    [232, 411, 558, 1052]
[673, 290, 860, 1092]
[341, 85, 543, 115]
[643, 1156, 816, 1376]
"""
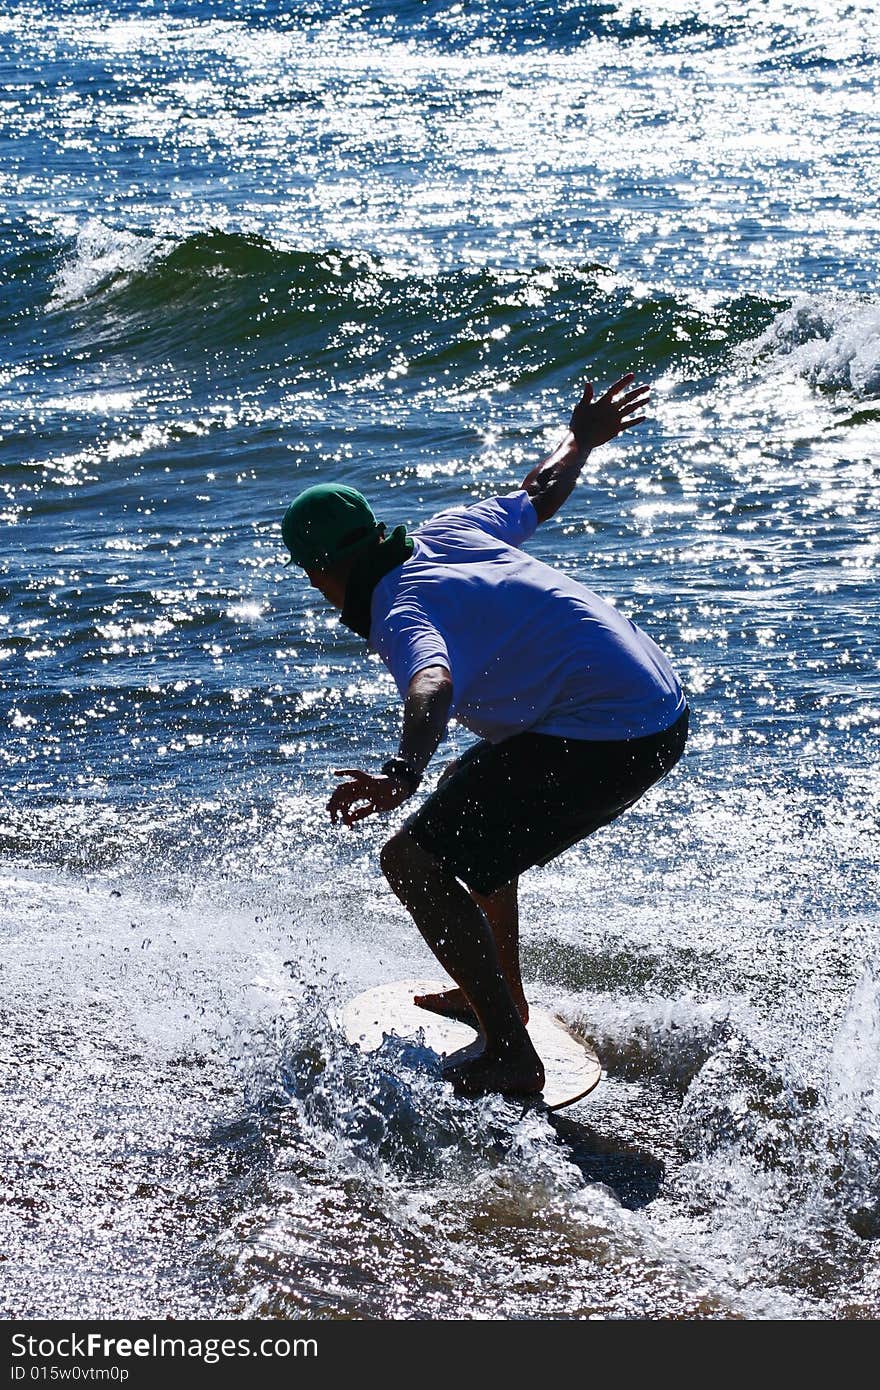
[328, 665, 453, 828]
[521, 373, 650, 524]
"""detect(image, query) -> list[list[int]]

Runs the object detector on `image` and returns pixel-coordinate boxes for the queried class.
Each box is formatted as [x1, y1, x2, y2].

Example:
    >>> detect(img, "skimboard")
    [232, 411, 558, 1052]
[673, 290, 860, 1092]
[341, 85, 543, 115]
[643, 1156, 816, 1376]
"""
[342, 979, 602, 1112]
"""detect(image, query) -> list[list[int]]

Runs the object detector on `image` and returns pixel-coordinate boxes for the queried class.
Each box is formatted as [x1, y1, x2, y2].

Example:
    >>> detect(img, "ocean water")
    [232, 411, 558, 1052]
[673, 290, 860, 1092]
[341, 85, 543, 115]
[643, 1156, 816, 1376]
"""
[2, 0, 879, 1319]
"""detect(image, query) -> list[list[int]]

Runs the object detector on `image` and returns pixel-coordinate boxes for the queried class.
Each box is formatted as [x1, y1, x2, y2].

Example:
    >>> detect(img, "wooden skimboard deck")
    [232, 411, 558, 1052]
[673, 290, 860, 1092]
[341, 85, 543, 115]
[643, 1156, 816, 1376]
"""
[342, 979, 602, 1111]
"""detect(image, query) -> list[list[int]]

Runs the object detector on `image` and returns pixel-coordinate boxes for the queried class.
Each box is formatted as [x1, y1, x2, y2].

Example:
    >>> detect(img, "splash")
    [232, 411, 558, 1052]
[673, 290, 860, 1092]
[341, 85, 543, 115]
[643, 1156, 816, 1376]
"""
[756, 295, 880, 397]
[48, 219, 159, 309]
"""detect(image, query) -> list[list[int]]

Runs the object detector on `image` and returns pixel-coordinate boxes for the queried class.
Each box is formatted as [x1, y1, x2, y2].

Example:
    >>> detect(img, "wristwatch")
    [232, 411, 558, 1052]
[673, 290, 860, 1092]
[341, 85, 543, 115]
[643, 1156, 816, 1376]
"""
[380, 757, 422, 792]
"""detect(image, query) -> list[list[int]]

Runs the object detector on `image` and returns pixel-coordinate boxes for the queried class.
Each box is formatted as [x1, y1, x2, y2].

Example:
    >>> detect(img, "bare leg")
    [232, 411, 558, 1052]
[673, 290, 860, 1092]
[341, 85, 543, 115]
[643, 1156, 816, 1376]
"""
[381, 831, 543, 1097]
[413, 878, 529, 1024]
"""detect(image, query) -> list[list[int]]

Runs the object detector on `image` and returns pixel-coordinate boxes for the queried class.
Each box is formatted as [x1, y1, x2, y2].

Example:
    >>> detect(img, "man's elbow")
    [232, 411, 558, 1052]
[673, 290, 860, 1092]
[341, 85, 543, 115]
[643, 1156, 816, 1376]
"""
[408, 665, 454, 704]
[521, 477, 559, 525]
[527, 488, 556, 524]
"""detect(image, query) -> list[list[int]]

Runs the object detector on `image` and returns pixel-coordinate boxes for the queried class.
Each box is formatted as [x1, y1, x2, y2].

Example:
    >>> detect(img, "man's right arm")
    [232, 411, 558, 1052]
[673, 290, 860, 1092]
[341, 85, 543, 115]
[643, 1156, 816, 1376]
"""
[520, 374, 650, 524]
[396, 665, 454, 783]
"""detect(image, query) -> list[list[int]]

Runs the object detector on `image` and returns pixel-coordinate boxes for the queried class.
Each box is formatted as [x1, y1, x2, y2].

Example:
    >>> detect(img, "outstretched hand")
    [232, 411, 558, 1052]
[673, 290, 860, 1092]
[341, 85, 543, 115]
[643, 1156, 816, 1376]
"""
[568, 374, 650, 451]
[327, 769, 412, 827]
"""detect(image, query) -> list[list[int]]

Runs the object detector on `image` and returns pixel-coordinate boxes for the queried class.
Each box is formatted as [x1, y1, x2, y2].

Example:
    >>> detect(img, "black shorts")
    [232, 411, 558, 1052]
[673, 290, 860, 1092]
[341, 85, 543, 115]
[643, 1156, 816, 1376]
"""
[404, 707, 689, 896]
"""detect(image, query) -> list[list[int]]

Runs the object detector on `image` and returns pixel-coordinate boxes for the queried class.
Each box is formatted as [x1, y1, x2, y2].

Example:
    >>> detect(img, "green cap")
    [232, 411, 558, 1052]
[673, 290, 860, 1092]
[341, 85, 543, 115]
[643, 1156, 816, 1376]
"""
[281, 483, 380, 570]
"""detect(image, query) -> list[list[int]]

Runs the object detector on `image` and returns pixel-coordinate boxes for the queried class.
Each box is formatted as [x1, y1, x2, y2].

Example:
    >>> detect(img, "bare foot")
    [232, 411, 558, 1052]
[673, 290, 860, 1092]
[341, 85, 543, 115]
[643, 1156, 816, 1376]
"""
[441, 1039, 544, 1098]
[413, 987, 479, 1026]
[414, 987, 529, 1027]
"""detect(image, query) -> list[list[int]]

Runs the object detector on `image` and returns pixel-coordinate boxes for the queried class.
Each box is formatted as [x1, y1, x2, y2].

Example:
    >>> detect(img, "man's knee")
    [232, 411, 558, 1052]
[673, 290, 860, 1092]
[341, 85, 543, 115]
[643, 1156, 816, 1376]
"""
[380, 830, 414, 889]
[380, 830, 438, 892]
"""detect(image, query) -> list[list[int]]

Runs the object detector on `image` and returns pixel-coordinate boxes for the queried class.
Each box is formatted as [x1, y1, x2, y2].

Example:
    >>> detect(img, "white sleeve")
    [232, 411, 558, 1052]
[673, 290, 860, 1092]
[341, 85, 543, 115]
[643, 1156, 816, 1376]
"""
[455, 489, 538, 547]
[376, 602, 453, 701]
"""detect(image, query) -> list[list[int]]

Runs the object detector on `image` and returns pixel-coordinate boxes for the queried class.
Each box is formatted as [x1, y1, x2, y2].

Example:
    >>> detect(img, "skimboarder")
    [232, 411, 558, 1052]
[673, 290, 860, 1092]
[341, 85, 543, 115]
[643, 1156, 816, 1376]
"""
[281, 375, 687, 1096]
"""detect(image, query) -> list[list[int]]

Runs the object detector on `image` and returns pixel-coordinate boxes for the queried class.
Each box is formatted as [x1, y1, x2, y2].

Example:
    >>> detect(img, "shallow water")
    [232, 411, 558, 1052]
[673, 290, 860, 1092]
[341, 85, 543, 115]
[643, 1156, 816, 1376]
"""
[2, 0, 879, 1319]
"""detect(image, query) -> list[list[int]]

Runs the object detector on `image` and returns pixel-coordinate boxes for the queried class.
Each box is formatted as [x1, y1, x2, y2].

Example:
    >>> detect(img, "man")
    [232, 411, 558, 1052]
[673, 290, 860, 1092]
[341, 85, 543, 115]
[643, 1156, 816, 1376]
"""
[281, 374, 687, 1098]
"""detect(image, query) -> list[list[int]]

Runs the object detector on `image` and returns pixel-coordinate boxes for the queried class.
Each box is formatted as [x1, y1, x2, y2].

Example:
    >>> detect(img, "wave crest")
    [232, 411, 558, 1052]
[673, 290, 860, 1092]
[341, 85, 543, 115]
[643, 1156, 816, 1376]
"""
[45, 222, 779, 384]
[755, 294, 880, 397]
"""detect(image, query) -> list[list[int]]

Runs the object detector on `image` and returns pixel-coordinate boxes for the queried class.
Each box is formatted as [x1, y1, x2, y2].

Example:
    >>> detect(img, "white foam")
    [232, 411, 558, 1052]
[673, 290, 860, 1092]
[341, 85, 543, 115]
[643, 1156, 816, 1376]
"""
[828, 966, 880, 1115]
[49, 219, 158, 309]
[757, 294, 880, 397]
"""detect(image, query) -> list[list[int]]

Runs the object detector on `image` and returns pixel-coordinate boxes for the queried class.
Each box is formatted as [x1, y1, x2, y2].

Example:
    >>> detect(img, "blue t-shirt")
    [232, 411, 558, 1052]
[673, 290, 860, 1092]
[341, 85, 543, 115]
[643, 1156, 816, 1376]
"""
[369, 490, 686, 742]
